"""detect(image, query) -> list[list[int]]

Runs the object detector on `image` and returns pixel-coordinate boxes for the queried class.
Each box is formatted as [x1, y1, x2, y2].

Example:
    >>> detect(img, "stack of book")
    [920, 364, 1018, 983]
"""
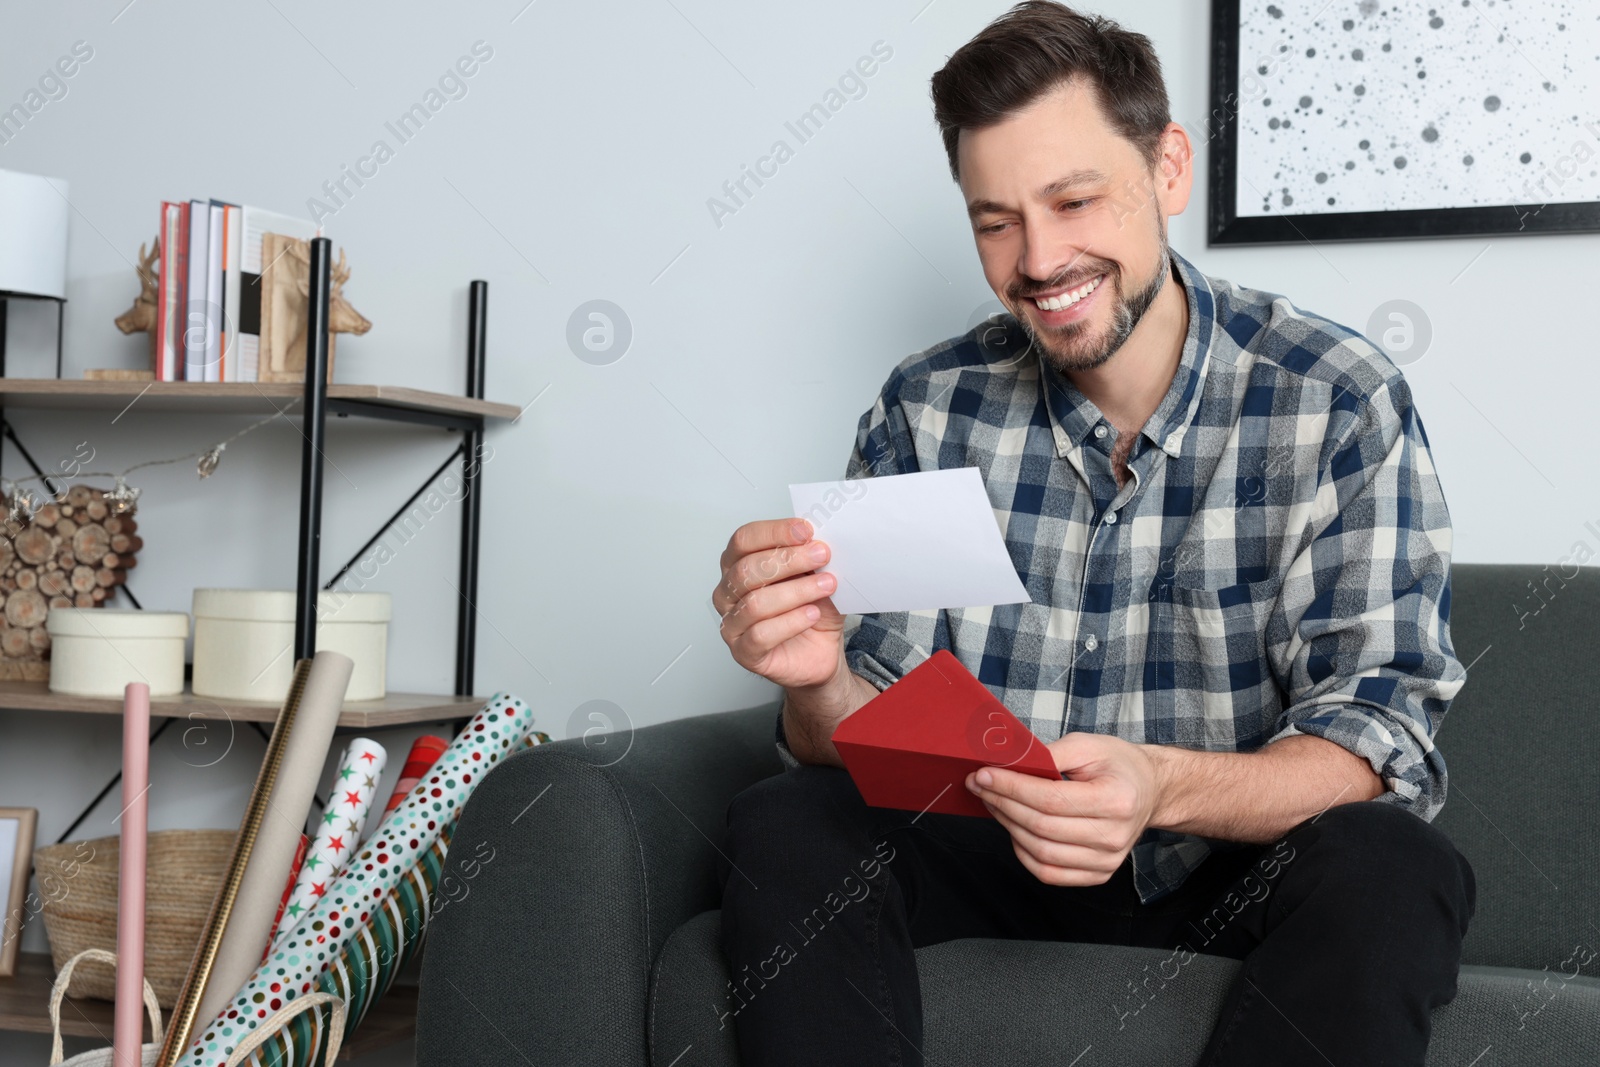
[153, 200, 317, 382]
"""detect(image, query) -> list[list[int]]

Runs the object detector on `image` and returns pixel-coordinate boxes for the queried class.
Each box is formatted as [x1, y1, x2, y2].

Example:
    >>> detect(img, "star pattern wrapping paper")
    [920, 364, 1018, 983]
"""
[269, 737, 387, 953]
[174, 692, 533, 1067]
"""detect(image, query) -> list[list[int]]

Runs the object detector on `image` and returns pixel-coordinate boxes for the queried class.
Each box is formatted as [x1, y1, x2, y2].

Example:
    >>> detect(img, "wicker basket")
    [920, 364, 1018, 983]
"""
[33, 829, 235, 1009]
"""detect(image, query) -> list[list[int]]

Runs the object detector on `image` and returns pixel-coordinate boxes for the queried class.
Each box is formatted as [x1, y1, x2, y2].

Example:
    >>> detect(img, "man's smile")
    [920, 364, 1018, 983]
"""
[1025, 271, 1106, 323]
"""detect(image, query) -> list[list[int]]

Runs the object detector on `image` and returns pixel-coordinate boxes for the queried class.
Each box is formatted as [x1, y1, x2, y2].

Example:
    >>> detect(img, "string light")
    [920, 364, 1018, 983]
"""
[1, 406, 288, 519]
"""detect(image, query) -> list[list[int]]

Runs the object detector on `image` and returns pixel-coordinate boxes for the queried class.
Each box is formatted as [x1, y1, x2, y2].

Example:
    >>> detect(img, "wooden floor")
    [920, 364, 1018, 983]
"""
[0, 951, 416, 1060]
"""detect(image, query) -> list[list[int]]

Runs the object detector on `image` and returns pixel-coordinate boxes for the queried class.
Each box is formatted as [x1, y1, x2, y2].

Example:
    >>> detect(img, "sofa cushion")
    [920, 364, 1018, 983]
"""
[1432, 564, 1600, 973]
[651, 910, 1600, 1067]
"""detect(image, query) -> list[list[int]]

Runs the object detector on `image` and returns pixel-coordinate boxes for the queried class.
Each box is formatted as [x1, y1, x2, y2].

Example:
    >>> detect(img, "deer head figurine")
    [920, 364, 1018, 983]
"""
[114, 236, 161, 335]
[112, 236, 161, 373]
[291, 245, 372, 336]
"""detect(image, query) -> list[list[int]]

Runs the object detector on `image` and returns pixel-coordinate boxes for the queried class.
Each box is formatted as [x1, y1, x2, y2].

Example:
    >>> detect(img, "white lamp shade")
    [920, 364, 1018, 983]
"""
[0, 168, 69, 299]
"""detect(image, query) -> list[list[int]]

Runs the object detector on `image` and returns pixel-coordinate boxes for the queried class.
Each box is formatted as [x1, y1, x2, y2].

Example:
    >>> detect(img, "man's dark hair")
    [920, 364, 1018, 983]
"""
[929, 1, 1172, 182]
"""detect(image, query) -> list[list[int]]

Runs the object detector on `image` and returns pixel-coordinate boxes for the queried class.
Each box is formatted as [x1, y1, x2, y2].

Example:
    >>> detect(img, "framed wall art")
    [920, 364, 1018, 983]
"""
[0, 806, 39, 977]
[1208, 0, 1600, 243]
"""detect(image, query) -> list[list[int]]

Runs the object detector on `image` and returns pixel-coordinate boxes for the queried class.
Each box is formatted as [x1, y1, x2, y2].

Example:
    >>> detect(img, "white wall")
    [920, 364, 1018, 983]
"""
[2, 1, 1594, 1062]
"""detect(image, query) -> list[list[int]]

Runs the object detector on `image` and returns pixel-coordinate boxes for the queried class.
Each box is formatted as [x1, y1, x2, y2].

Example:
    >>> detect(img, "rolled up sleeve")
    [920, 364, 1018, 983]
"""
[1265, 378, 1465, 820]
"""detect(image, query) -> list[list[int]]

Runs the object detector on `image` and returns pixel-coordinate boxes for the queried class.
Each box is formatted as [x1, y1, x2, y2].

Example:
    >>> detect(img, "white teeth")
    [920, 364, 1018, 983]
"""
[1034, 274, 1102, 312]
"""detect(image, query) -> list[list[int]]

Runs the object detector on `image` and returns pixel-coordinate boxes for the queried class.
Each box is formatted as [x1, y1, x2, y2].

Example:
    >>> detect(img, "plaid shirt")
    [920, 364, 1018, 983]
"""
[776, 246, 1464, 904]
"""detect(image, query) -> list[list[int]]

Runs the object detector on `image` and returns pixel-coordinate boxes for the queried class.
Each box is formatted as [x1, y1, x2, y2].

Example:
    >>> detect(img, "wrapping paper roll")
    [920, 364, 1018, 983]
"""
[156, 654, 354, 1067]
[331, 738, 389, 842]
[191, 651, 352, 1033]
[115, 682, 151, 1066]
[174, 692, 533, 1067]
[245, 727, 551, 1065]
[270, 738, 387, 952]
[241, 727, 551, 1067]
[376, 735, 447, 825]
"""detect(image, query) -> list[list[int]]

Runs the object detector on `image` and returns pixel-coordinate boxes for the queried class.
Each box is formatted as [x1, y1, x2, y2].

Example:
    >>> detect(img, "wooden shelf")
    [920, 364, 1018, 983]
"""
[0, 680, 484, 728]
[0, 378, 519, 422]
[0, 951, 415, 1060]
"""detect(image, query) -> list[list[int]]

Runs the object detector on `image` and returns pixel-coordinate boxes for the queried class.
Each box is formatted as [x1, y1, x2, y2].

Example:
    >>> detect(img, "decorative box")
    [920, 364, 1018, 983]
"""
[45, 608, 188, 697]
[191, 588, 391, 702]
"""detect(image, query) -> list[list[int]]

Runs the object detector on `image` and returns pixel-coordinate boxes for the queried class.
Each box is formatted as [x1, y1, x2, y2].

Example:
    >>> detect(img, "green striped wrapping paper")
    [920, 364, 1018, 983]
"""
[244, 730, 551, 1066]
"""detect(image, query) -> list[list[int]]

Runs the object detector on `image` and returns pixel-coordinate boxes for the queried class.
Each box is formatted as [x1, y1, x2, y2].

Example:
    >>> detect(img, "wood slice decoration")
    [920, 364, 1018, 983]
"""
[0, 628, 28, 658]
[14, 527, 53, 565]
[0, 487, 139, 681]
[4, 590, 46, 629]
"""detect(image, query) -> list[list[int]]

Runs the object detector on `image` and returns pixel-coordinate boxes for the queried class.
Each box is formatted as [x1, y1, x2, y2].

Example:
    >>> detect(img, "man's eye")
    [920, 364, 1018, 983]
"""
[1061, 198, 1093, 211]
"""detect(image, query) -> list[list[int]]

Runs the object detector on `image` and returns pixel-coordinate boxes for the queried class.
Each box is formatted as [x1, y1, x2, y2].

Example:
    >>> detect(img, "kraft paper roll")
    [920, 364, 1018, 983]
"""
[173, 692, 533, 1066]
[158, 661, 317, 1067]
[192, 650, 352, 1035]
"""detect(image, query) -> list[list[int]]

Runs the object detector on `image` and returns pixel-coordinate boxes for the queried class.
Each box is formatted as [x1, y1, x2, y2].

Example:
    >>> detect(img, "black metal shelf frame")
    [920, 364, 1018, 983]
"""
[294, 238, 487, 695]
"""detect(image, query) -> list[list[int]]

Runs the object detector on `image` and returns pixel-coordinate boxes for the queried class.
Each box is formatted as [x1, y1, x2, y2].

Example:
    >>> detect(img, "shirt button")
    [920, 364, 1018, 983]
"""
[1104, 509, 1118, 525]
[1094, 425, 1108, 439]
[1084, 634, 1099, 652]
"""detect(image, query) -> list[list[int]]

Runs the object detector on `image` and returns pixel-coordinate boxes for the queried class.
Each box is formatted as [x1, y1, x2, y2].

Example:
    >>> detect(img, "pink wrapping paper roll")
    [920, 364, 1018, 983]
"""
[115, 682, 150, 1067]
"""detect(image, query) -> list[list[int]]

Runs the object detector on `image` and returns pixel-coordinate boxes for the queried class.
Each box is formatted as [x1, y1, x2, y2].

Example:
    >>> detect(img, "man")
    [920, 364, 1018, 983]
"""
[711, 3, 1474, 1064]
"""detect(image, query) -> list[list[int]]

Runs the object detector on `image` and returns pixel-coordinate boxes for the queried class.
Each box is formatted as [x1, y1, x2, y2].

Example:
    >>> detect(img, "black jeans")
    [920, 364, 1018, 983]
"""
[716, 763, 1476, 1067]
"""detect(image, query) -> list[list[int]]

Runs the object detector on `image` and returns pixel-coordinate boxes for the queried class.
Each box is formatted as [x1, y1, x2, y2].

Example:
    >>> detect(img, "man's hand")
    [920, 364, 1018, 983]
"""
[715, 516, 882, 767]
[714, 517, 846, 690]
[965, 730, 1386, 883]
[964, 732, 1163, 887]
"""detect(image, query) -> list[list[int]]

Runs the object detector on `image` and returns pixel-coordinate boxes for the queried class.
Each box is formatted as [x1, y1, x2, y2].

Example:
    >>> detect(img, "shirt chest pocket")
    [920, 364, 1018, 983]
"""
[1147, 577, 1284, 750]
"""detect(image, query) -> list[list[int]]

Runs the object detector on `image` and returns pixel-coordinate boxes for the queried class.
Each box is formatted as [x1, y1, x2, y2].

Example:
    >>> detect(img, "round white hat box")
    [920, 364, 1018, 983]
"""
[47, 608, 190, 698]
[191, 589, 391, 703]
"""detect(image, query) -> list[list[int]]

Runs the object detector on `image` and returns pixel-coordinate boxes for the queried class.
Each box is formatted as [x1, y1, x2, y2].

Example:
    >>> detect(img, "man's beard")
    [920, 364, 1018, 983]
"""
[1010, 234, 1171, 375]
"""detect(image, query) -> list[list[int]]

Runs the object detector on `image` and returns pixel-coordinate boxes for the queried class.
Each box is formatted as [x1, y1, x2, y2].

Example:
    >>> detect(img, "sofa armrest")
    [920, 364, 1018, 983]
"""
[416, 701, 784, 1067]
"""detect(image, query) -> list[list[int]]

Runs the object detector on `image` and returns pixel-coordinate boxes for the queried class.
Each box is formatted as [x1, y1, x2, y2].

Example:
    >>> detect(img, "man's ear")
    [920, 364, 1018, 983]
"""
[1158, 123, 1194, 179]
[1154, 123, 1195, 216]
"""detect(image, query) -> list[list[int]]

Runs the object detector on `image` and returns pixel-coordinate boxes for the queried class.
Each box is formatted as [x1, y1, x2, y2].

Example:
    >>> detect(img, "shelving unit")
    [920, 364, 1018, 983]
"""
[0, 258, 515, 696]
[0, 246, 515, 1055]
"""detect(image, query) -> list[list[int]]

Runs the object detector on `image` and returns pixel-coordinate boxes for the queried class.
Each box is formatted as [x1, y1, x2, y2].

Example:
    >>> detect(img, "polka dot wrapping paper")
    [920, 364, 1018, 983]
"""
[243, 820, 456, 1067]
[173, 691, 534, 1067]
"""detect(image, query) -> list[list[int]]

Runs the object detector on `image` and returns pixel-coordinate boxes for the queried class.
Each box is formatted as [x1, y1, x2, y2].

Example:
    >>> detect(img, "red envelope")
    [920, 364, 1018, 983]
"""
[830, 649, 1062, 819]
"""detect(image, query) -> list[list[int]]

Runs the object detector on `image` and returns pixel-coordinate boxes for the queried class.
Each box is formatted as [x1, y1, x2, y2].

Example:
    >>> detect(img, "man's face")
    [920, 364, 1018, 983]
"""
[958, 78, 1190, 373]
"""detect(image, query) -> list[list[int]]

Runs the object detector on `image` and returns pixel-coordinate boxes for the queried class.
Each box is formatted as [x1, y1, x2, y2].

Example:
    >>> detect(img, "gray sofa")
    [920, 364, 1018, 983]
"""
[416, 564, 1599, 1065]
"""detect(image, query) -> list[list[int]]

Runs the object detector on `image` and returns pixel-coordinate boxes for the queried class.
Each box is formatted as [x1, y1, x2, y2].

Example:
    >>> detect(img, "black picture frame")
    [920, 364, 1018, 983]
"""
[1207, 0, 1600, 245]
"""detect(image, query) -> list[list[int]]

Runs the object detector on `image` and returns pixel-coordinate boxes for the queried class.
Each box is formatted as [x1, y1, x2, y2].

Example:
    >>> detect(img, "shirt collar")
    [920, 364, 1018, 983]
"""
[1035, 245, 1215, 460]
